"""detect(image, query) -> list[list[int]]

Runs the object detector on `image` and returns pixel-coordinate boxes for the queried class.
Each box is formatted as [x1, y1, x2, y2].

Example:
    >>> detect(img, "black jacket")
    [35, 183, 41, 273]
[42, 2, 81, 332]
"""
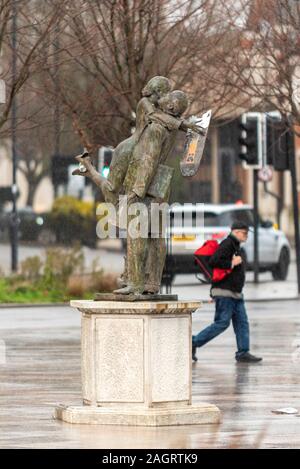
[209, 233, 246, 293]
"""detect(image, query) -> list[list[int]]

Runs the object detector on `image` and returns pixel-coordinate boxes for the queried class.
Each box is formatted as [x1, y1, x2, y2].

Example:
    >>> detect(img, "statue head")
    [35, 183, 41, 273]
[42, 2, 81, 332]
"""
[142, 76, 171, 102]
[158, 90, 188, 117]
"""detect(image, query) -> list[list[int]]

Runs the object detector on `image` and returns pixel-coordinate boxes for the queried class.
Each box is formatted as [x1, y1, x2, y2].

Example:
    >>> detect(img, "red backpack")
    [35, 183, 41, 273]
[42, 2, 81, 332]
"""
[194, 240, 232, 283]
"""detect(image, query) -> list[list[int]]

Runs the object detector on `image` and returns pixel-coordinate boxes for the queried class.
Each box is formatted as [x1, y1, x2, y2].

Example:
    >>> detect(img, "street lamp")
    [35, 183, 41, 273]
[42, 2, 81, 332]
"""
[10, 0, 18, 272]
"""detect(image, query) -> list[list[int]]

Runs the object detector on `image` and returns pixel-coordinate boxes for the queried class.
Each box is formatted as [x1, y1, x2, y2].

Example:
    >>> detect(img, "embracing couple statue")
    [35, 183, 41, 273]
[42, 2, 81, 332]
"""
[73, 76, 210, 299]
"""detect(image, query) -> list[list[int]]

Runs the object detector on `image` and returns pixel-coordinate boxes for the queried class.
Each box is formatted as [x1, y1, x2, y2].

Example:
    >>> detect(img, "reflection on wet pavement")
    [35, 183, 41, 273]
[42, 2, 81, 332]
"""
[0, 301, 299, 448]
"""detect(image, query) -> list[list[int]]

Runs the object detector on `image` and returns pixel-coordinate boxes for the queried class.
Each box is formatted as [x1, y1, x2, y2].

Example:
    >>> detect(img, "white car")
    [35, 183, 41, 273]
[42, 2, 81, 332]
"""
[165, 203, 291, 282]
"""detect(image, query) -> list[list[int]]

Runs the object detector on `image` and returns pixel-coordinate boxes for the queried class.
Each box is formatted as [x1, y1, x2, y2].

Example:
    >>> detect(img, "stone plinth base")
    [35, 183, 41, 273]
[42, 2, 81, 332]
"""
[55, 403, 220, 426]
[94, 293, 178, 302]
[54, 300, 221, 427]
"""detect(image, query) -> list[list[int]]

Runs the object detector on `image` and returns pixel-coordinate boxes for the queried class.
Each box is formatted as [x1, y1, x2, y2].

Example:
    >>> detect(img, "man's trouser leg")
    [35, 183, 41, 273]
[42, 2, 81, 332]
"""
[232, 299, 250, 358]
[192, 297, 233, 348]
[144, 236, 166, 293]
[144, 198, 169, 293]
[126, 234, 148, 294]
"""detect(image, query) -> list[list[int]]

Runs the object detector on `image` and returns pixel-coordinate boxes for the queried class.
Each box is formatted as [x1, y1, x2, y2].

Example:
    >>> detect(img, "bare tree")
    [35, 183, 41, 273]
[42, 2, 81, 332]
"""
[0, 0, 67, 132]
[0, 1, 77, 206]
[0, 1, 10, 49]
[0, 1, 11, 105]
[211, 0, 300, 132]
[14, 81, 79, 206]
[40, 0, 243, 153]
[1, 0, 262, 206]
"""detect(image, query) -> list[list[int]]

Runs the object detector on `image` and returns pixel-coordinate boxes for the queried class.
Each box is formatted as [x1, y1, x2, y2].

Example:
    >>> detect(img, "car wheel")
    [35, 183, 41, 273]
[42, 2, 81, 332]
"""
[37, 228, 56, 246]
[272, 247, 290, 281]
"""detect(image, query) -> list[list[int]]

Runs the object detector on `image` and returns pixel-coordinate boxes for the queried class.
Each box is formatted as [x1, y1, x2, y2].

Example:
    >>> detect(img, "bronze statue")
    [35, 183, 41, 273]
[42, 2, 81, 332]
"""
[72, 77, 209, 299]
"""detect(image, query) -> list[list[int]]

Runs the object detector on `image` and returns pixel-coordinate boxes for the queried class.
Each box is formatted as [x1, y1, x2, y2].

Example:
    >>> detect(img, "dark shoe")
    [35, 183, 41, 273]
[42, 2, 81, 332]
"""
[192, 345, 198, 362]
[236, 352, 262, 363]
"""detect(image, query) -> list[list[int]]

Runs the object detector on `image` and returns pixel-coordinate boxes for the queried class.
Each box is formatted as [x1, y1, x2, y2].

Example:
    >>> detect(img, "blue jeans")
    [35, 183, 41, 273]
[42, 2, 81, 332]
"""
[192, 297, 250, 358]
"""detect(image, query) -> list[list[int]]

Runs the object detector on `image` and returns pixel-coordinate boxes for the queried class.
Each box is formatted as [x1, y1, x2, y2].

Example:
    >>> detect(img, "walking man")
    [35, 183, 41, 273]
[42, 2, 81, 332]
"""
[192, 221, 262, 363]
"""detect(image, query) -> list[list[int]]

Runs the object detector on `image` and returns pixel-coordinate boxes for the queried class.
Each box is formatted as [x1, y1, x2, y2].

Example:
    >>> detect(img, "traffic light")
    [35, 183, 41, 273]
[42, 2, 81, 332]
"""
[238, 117, 259, 166]
[266, 117, 293, 171]
[99, 147, 113, 178]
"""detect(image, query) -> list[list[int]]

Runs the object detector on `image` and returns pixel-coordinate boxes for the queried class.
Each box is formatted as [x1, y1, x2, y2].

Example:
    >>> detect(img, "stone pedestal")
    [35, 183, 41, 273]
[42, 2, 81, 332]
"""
[55, 300, 221, 426]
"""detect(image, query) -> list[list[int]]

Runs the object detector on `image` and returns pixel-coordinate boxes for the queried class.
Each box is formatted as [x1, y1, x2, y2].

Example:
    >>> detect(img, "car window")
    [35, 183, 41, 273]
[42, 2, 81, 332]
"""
[170, 208, 255, 228]
[203, 212, 220, 227]
[170, 210, 221, 228]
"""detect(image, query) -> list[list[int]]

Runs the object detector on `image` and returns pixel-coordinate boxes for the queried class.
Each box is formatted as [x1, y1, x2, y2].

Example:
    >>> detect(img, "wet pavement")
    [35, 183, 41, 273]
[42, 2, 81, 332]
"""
[0, 301, 300, 448]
